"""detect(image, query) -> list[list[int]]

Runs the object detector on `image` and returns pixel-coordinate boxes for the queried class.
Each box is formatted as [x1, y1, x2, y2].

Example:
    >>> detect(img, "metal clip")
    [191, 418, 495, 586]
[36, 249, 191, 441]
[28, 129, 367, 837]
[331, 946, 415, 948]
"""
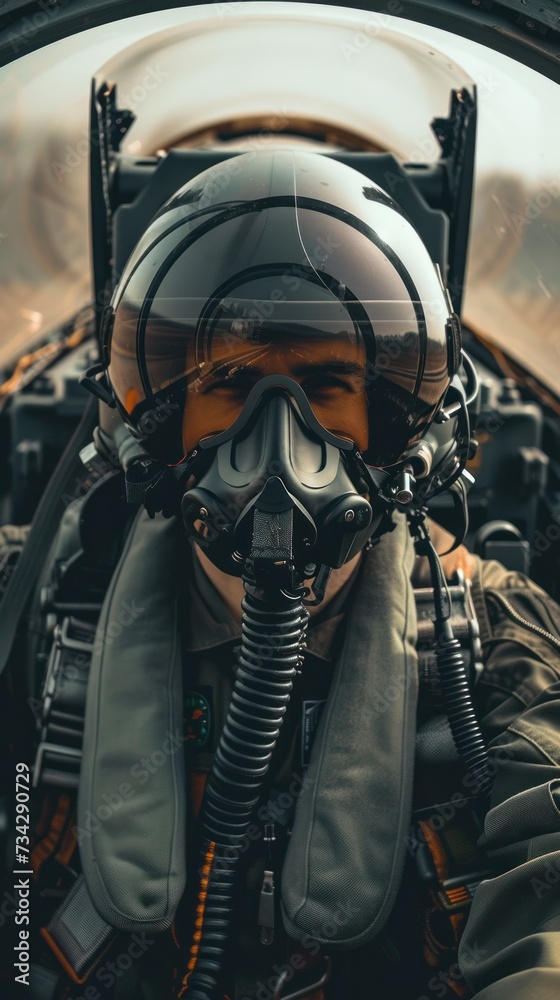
[258, 870, 275, 945]
[272, 955, 332, 1000]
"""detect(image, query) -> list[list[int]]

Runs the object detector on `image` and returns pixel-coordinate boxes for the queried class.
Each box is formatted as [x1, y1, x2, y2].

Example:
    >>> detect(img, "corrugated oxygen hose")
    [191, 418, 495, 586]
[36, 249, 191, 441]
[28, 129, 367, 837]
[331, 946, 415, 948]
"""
[435, 629, 491, 793]
[415, 515, 492, 795]
[176, 552, 309, 998]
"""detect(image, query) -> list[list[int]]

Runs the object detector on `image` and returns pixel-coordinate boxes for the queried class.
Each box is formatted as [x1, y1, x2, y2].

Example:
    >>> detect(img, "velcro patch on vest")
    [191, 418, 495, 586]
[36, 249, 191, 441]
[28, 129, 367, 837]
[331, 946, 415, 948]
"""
[184, 688, 212, 749]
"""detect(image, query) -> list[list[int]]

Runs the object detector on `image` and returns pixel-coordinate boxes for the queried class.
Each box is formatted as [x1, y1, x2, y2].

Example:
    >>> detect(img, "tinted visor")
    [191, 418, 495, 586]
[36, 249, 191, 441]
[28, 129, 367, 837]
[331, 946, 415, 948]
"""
[109, 285, 448, 467]
[107, 153, 452, 466]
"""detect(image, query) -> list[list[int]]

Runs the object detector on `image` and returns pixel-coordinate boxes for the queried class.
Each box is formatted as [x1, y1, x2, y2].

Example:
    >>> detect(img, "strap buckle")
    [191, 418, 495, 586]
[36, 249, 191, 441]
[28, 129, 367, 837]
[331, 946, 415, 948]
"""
[272, 954, 331, 1000]
[40, 616, 93, 714]
[415, 569, 483, 697]
[414, 802, 492, 914]
[33, 742, 82, 789]
[437, 872, 491, 914]
[438, 871, 492, 913]
[33, 616, 94, 788]
[56, 615, 96, 654]
[461, 571, 484, 683]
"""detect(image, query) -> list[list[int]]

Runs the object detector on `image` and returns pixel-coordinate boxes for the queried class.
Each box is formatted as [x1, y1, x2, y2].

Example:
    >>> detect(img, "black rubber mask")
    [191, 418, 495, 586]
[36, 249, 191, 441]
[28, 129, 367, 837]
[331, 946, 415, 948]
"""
[181, 375, 381, 579]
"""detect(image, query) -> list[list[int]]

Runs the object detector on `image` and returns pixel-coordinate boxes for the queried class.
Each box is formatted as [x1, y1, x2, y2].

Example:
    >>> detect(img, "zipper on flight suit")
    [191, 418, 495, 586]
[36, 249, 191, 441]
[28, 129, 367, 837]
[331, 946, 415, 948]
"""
[486, 589, 560, 653]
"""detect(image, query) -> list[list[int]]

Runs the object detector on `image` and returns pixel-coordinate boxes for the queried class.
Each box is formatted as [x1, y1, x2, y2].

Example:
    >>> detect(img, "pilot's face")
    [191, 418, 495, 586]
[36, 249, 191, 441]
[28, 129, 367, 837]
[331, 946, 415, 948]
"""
[182, 334, 369, 456]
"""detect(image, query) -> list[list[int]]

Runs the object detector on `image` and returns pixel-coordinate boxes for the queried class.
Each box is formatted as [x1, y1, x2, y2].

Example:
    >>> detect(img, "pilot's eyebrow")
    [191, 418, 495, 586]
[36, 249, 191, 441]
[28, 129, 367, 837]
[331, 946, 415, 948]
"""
[211, 363, 266, 380]
[290, 361, 364, 378]
[211, 360, 364, 380]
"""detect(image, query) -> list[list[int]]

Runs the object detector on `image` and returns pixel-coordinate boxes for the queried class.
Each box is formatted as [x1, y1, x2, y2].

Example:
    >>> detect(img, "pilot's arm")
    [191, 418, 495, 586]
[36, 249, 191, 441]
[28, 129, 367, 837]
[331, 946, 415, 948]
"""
[458, 557, 560, 998]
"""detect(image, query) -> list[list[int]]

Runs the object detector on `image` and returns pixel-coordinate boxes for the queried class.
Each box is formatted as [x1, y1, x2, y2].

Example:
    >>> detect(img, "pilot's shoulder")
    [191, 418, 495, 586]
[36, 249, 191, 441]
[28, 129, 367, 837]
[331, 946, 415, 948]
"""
[470, 553, 560, 652]
[410, 517, 560, 653]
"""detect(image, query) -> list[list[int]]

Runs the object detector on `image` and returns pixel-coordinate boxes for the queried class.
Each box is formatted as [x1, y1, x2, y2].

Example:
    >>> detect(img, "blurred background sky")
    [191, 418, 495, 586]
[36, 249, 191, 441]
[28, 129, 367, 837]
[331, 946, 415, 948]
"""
[1, 2, 559, 388]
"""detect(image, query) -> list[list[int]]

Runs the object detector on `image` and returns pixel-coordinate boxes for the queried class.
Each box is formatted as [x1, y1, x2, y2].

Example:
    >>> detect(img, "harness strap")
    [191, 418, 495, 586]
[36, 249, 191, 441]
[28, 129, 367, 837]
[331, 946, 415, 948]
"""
[189, 771, 207, 821]
[414, 803, 489, 1000]
[33, 615, 95, 790]
[0, 395, 98, 676]
[415, 807, 490, 917]
[53, 810, 78, 867]
[31, 794, 73, 873]
[33, 799, 79, 910]
[40, 875, 116, 984]
[415, 571, 483, 707]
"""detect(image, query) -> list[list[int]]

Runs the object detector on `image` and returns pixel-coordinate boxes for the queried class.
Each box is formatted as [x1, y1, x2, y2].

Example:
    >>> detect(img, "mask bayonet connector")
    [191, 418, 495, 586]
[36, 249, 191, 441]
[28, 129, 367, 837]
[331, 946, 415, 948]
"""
[303, 564, 332, 607]
[248, 478, 302, 594]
